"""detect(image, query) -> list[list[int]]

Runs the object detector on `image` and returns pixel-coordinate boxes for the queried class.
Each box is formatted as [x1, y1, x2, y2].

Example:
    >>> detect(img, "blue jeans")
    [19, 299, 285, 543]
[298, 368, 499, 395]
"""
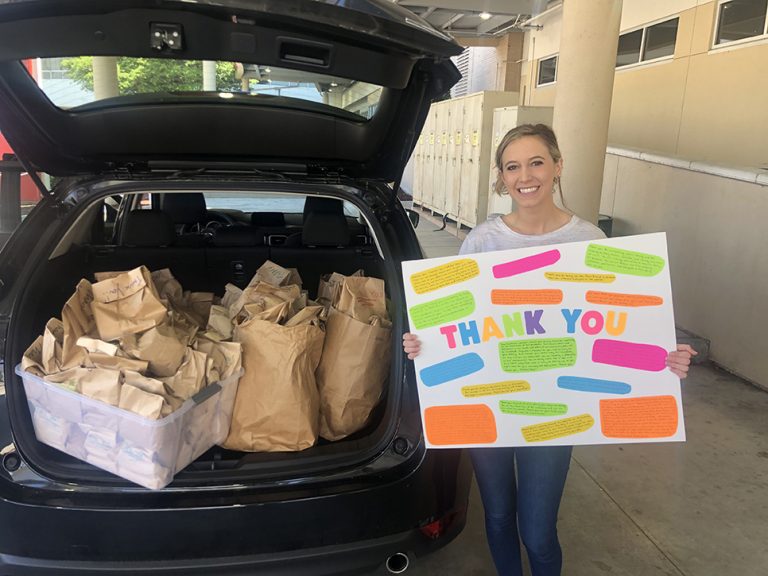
[470, 445, 572, 576]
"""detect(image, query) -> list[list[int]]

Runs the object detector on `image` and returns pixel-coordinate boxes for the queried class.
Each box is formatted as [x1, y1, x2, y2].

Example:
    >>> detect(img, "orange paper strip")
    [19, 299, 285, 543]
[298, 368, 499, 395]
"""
[425, 405, 498, 446]
[586, 291, 663, 307]
[600, 395, 679, 438]
[491, 289, 564, 305]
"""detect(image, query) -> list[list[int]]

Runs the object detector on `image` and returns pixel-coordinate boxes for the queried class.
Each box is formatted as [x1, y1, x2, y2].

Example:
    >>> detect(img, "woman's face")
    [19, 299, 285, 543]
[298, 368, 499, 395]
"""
[499, 135, 562, 209]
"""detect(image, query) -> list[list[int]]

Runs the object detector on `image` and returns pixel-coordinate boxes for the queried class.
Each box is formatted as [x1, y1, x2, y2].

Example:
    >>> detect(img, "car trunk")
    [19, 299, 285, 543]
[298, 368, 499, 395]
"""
[5, 179, 422, 487]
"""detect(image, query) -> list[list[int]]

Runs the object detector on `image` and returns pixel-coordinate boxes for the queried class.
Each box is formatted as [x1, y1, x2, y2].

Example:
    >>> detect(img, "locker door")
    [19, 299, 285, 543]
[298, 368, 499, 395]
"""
[444, 98, 464, 220]
[459, 95, 483, 227]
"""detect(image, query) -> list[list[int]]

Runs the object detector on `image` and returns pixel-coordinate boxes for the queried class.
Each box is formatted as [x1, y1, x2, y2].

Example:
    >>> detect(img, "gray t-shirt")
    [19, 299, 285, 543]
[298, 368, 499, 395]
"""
[459, 214, 606, 255]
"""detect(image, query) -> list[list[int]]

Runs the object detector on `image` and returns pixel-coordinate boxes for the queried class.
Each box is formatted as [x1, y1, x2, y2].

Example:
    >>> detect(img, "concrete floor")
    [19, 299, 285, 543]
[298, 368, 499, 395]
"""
[400, 213, 768, 576]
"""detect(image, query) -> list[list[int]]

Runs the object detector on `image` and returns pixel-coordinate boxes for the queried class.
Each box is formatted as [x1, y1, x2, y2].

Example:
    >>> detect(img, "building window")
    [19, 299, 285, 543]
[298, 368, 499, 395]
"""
[617, 18, 679, 67]
[537, 55, 557, 86]
[715, 0, 768, 45]
[616, 29, 643, 66]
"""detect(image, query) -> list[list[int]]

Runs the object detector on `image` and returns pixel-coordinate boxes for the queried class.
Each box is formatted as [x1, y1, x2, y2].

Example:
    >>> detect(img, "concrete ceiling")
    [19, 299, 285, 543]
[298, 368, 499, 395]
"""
[393, 0, 555, 37]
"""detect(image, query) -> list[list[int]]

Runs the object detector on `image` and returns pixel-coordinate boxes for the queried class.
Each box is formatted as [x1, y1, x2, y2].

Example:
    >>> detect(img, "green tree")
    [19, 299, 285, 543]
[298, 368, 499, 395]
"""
[61, 57, 241, 94]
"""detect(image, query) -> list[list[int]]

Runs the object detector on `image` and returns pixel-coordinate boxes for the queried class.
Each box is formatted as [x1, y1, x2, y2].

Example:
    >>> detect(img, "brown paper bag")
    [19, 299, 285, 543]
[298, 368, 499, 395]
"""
[76, 336, 119, 357]
[242, 301, 290, 324]
[316, 269, 363, 309]
[317, 309, 392, 441]
[184, 291, 214, 327]
[194, 339, 242, 383]
[128, 325, 187, 377]
[85, 352, 149, 374]
[223, 317, 325, 452]
[286, 268, 303, 288]
[160, 348, 207, 400]
[118, 383, 164, 420]
[45, 367, 122, 405]
[221, 283, 244, 318]
[249, 260, 292, 288]
[122, 370, 182, 417]
[91, 266, 167, 341]
[284, 305, 325, 327]
[61, 279, 96, 369]
[206, 305, 233, 340]
[42, 318, 65, 374]
[151, 268, 184, 306]
[22, 336, 46, 377]
[336, 276, 387, 323]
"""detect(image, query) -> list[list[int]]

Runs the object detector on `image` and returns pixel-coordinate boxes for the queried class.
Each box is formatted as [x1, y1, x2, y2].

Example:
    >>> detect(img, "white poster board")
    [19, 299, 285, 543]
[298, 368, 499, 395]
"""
[401, 233, 685, 448]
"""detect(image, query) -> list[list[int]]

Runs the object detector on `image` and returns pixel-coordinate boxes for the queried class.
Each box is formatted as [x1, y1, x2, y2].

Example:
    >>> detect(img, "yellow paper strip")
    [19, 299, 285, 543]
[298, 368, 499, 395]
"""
[521, 414, 595, 443]
[544, 272, 616, 283]
[461, 380, 531, 398]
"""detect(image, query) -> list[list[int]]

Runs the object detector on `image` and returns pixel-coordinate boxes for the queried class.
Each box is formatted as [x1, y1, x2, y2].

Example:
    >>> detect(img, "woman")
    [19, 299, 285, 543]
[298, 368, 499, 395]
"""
[403, 124, 695, 576]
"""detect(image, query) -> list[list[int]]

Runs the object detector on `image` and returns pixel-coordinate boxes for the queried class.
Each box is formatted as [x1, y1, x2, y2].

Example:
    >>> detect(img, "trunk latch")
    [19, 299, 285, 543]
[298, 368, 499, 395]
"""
[150, 23, 184, 52]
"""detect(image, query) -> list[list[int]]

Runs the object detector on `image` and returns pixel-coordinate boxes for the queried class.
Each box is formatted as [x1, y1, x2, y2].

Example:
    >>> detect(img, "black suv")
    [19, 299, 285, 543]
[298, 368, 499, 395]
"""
[0, 1, 472, 574]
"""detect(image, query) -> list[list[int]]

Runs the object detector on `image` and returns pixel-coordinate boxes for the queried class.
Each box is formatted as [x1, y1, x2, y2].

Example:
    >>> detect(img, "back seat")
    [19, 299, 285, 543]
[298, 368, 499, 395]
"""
[86, 202, 384, 300]
[269, 202, 384, 298]
[89, 209, 212, 291]
[206, 225, 270, 289]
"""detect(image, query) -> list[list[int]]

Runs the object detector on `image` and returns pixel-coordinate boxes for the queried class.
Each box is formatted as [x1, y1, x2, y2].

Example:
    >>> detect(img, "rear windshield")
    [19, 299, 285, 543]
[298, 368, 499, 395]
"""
[31, 57, 383, 119]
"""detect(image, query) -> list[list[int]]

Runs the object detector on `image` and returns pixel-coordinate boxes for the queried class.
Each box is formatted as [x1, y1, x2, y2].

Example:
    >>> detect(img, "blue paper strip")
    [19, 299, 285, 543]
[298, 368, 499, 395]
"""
[420, 353, 485, 387]
[557, 376, 631, 395]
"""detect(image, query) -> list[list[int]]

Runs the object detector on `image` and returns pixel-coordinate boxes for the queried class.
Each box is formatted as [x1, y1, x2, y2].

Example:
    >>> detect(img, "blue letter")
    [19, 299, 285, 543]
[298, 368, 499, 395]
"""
[560, 308, 582, 334]
[457, 320, 481, 346]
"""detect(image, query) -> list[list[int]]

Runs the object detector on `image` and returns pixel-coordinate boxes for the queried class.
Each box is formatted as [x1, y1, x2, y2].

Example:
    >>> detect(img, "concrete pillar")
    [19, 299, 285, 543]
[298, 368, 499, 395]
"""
[552, 0, 622, 224]
[203, 61, 217, 91]
[496, 32, 525, 93]
[92, 56, 119, 100]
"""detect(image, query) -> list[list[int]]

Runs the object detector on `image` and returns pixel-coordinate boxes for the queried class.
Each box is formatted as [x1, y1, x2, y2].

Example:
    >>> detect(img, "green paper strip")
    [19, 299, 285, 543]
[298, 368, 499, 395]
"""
[499, 338, 577, 373]
[500, 400, 568, 417]
[585, 244, 665, 277]
[408, 290, 476, 330]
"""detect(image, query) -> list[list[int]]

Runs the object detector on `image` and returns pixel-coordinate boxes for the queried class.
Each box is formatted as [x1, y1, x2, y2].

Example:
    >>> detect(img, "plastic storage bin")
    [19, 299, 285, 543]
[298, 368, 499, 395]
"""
[15, 365, 241, 490]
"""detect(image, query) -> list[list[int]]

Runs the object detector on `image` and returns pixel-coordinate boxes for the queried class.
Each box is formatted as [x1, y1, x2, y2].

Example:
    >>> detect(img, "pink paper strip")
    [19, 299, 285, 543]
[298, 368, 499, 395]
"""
[493, 249, 561, 278]
[592, 339, 667, 372]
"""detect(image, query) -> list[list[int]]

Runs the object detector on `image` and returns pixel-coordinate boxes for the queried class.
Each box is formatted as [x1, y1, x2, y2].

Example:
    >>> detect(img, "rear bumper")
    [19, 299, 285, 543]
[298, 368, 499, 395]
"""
[0, 519, 465, 575]
[0, 449, 472, 575]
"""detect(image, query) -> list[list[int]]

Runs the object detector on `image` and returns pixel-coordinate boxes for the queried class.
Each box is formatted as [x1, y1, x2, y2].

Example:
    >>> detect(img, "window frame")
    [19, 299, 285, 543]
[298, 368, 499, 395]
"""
[713, 0, 768, 47]
[616, 16, 680, 69]
[536, 54, 558, 87]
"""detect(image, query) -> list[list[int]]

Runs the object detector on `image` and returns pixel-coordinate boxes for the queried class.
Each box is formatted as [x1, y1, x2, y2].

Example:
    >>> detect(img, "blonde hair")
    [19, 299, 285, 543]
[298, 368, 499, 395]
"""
[493, 123, 565, 208]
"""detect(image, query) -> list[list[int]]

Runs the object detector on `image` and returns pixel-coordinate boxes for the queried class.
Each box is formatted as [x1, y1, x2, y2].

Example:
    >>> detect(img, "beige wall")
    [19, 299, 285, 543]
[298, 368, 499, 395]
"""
[602, 151, 768, 385]
[521, 0, 768, 167]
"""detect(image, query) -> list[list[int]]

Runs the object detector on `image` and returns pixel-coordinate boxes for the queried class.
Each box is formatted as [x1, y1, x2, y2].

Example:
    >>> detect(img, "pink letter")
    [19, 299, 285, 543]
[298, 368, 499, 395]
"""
[580, 311, 604, 335]
[440, 325, 459, 349]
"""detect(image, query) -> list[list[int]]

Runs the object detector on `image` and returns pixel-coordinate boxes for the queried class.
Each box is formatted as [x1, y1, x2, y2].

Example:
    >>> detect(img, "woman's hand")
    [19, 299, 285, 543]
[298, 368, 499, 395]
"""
[403, 332, 422, 360]
[666, 343, 697, 379]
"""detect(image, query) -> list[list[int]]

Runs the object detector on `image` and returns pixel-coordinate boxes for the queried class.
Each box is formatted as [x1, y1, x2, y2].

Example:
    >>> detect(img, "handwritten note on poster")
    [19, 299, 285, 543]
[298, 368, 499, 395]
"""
[401, 233, 685, 448]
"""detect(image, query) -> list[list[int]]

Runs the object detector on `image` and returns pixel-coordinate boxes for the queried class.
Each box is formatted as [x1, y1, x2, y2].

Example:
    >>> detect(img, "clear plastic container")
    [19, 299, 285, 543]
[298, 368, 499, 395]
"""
[15, 365, 241, 490]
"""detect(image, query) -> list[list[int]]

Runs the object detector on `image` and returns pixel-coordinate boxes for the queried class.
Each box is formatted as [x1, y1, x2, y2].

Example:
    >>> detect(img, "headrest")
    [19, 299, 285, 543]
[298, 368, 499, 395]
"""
[302, 212, 351, 247]
[251, 212, 285, 227]
[120, 210, 174, 247]
[303, 196, 344, 218]
[211, 226, 264, 247]
[160, 193, 207, 224]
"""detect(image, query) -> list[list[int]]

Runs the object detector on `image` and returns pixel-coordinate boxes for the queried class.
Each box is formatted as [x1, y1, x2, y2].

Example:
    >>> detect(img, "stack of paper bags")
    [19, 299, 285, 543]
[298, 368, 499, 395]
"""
[315, 271, 392, 441]
[20, 266, 242, 485]
[221, 261, 326, 452]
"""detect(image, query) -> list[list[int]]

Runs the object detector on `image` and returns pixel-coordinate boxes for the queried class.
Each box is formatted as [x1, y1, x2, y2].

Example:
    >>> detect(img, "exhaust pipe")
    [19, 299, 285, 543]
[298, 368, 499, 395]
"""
[386, 552, 410, 574]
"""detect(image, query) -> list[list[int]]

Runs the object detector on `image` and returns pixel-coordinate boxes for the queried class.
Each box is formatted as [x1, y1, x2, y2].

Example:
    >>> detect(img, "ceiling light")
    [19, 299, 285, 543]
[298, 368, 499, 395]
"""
[479, 12, 492, 20]
[264, 67, 272, 73]
[330, 82, 338, 87]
